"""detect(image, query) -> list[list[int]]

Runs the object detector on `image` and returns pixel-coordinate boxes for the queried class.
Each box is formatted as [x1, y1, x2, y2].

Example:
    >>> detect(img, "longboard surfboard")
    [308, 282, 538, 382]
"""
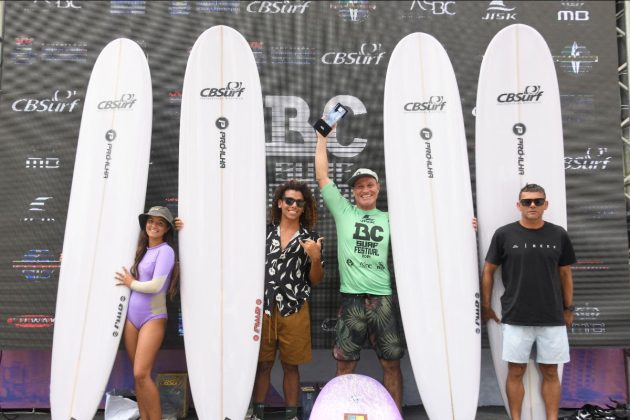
[476, 24, 567, 420]
[50, 38, 152, 420]
[384, 32, 481, 420]
[178, 25, 266, 420]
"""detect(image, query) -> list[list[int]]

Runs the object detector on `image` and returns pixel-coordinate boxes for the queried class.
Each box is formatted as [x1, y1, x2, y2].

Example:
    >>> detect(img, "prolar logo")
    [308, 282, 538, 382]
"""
[200, 81, 245, 98]
[497, 85, 543, 104]
[217, 117, 229, 168]
[404, 96, 446, 112]
[513, 123, 526, 175]
[421, 128, 434, 178]
[321, 43, 386, 65]
[12, 89, 80, 112]
[97, 93, 137, 110]
[103, 129, 116, 179]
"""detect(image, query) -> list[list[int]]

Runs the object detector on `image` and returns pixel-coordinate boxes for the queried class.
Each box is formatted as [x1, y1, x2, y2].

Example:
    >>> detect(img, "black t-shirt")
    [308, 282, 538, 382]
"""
[485, 221, 576, 326]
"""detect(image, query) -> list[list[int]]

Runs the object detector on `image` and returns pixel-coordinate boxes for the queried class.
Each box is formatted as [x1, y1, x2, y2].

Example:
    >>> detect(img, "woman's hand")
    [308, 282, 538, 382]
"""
[115, 267, 135, 288]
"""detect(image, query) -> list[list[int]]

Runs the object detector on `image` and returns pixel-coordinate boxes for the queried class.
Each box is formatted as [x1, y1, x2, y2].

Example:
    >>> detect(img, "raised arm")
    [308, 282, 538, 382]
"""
[315, 131, 332, 189]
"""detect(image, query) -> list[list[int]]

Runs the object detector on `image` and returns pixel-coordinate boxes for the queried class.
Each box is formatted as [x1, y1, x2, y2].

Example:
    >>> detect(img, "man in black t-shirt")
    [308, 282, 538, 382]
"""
[481, 184, 576, 420]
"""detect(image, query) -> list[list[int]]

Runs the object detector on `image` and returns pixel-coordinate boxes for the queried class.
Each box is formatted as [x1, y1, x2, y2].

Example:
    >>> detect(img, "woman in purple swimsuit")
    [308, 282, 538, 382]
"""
[115, 206, 178, 420]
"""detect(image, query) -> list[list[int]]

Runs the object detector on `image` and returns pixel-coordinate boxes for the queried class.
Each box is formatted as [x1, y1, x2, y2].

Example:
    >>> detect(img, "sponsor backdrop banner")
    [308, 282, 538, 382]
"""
[0, 0, 627, 349]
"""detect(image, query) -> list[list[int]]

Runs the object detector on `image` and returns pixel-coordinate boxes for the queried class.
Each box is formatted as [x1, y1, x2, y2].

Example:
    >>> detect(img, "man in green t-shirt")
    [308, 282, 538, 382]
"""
[315, 131, 404, 411]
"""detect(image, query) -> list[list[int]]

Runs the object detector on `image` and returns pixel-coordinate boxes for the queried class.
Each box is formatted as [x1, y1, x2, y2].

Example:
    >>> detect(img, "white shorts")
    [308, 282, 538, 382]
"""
[502, 324, 570, 364]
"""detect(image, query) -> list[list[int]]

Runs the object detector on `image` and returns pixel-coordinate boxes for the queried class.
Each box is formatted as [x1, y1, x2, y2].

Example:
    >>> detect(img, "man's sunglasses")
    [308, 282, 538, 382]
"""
[520, 198, 546, 207]
[282, 197, 306, 208]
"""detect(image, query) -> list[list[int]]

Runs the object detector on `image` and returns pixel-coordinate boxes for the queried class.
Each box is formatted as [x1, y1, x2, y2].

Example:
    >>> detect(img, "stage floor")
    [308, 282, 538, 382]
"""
[0, 406, 578, 419]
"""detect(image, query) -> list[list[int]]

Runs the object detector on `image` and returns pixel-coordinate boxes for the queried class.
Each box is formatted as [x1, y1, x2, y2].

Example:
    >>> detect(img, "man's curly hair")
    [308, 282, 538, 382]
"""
[270, 180, 318, 229]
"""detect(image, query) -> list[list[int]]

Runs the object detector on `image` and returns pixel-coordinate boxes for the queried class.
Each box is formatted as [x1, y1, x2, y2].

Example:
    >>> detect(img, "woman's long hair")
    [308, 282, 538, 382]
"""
[269, 179, 318, 229]
[130, 222, 180, 300]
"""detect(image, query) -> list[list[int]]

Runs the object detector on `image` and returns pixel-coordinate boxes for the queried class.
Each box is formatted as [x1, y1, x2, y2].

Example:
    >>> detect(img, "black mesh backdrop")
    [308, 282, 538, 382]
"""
[0, 0, 628, 349]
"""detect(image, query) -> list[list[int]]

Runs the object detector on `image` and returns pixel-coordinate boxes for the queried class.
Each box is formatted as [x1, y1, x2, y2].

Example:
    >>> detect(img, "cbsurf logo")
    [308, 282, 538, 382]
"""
[247, 1, 311, 13]
[497, 85, 543, 104]
[404, 96, 446, 112]
[321, 43, 386, 65]
[565, 147, 612, 170]
[200, 81, 245, 99]
[12, 89, 81, 113]
[97, 93, 137, 110]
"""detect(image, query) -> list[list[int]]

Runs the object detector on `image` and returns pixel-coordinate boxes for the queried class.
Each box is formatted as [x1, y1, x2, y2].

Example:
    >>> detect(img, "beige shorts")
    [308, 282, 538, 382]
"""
[258, 301, 312, 365]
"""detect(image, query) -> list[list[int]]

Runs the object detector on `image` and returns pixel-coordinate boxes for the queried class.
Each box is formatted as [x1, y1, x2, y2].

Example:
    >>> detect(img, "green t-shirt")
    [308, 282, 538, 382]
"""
[321, 182, 392, 295]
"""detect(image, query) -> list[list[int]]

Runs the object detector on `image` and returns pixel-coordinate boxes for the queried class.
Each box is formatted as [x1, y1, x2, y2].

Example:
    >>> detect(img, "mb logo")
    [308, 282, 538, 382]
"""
[558, 10, 589, 21]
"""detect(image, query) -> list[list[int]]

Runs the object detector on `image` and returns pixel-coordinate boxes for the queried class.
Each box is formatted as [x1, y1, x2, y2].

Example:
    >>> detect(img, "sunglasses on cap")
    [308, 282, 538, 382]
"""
[282, 197, 306, 208]
[520, 198, 546, 207]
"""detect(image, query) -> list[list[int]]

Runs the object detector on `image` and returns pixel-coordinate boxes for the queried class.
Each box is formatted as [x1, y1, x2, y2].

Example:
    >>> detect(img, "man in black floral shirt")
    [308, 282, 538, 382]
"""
[250, 180, 324, 420]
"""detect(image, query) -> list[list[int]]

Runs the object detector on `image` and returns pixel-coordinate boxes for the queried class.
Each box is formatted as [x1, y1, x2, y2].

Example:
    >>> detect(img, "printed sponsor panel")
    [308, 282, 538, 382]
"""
[0, 0, 628, 349]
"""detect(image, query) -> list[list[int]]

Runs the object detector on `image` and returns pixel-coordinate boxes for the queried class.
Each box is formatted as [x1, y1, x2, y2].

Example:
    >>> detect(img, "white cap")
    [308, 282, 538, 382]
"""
[347, 168, 379, 187]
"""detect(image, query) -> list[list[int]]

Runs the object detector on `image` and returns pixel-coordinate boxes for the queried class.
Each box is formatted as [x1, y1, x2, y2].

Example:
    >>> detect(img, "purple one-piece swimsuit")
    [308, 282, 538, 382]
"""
[126, 242, 175, 329]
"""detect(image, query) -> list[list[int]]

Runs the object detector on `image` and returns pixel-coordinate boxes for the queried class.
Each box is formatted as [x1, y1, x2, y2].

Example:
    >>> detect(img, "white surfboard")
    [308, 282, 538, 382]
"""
[50, 38, 152, 420]
[384, 33, 480, 420]
[476, 24, 566, 420]
[178, 25, 266, 420]
[310, 374, 402, 420]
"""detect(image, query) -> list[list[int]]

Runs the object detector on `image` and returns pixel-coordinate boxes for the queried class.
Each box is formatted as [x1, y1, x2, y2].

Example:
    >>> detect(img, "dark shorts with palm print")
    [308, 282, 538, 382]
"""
[333, 293, 404, 361]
